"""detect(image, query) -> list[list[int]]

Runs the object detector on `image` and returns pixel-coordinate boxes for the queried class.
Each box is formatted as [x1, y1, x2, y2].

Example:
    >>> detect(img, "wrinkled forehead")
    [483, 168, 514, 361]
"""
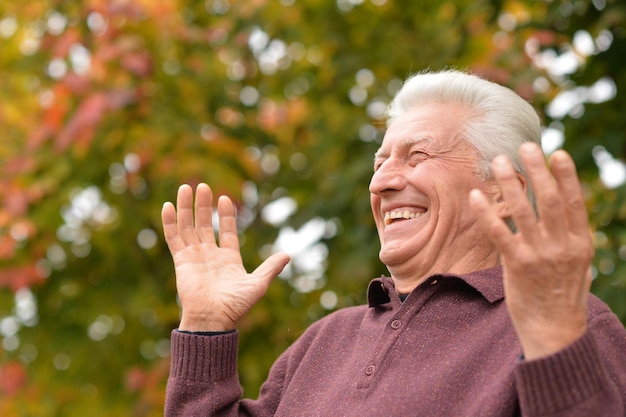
[376, 104, 470, 155]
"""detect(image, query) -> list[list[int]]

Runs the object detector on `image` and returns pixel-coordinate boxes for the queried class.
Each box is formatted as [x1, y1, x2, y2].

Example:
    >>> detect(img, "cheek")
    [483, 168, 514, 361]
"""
[370, 194, 379, 211]
[370, 195, 383, 223]
[433, 180, 481, 220]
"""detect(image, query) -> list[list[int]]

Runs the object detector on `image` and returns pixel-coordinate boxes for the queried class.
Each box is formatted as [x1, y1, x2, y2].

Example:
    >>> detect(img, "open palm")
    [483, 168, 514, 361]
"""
[161, 183, 290, 331]
[470, 143, 593, 359]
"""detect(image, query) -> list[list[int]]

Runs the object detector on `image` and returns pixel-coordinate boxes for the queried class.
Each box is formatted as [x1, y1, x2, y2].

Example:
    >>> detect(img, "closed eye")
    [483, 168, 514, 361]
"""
[408, 150, 428, 165]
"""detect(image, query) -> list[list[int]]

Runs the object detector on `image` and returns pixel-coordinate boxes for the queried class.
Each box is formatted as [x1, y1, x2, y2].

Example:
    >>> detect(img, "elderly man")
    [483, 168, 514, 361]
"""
[162, 70, 626, 416]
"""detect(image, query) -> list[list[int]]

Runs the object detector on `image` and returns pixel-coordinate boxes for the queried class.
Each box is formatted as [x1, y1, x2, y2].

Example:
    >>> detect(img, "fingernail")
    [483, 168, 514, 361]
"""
[492, 155, 509, 172]
[520, 142, 539, 154]
[469, 189, 482, 199]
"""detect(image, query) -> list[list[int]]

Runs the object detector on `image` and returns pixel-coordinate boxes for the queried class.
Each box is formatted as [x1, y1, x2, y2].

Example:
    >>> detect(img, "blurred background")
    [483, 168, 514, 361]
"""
[1, 0, 625, 415]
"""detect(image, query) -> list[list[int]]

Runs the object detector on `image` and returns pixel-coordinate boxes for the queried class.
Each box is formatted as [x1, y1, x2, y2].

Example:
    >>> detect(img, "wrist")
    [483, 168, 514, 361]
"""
[179, 314, 236, 332]
[517, 322, 587, 360]
[177, 329, 235, 336]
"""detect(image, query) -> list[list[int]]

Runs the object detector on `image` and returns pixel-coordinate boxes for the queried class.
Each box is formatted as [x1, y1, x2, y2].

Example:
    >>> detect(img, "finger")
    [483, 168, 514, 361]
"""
[194, 183, 216, 245]
[217, 195, 240, 250]
[468, 189, 516, 254]
[549, 150, 590, 236]
[176, 184, 199, 245]
[491, 155, 537, 241]
[161, 201, 186, 254]
[519, 142, 567, 239]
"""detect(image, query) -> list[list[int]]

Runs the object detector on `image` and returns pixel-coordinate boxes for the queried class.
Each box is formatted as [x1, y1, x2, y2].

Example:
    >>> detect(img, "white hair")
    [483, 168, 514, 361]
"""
[387, 69, 542, 180]
[386, 69, 542, 228]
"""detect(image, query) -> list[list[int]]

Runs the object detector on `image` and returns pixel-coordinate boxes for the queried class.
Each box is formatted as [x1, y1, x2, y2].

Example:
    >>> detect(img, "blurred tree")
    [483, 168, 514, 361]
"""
[0, 0, 624, 415]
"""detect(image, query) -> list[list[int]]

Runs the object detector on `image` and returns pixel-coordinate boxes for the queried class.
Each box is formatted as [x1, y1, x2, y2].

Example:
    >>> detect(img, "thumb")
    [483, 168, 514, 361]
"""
[253, 252, 291, 283]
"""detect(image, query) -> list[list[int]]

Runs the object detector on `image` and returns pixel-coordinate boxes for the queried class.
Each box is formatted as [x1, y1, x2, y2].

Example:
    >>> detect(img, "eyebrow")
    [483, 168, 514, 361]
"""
[374, 136, 433, 159]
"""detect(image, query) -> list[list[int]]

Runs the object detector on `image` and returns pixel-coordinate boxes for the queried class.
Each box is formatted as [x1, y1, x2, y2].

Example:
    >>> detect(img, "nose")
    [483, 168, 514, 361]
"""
[369, 159, 406, 195]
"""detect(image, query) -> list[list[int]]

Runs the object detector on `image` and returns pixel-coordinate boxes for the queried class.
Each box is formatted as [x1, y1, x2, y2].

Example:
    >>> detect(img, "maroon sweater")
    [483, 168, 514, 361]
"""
[165, 267, 626, 416]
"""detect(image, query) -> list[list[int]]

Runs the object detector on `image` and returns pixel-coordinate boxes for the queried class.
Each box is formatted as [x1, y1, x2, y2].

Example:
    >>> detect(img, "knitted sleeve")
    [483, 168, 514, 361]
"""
[515, 307, 626, 417]
[164, 330, 286, 417]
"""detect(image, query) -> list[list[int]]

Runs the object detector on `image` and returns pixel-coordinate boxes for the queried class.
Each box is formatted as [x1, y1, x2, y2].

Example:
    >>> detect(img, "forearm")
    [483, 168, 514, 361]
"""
[165, 331, 241, 417]
[515, 330, 624, 417]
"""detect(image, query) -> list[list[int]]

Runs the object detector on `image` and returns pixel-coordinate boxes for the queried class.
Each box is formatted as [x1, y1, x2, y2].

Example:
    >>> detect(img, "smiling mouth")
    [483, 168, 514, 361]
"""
[383, 209, 426, 225]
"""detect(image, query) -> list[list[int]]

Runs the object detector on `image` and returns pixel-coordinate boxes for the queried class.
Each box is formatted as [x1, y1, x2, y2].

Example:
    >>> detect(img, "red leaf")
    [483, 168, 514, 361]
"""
[1, 185, 30, 216]
[1, 156, 37, 175]
[107, 88, 139, 110]
[0, 235, 16, 259]
[0, 264, 43, 290]
[121, 51, 153, 77]
[51, 28, 81, 58]
[125, 366, 147, 392]
[55, 92, 108, 151]
[532, 30, 557, 46]
[0, 362, 27, 397]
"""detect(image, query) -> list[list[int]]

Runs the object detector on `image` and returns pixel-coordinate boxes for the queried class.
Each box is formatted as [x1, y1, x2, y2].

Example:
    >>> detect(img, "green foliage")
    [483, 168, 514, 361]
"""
[0, 0, 624, 414]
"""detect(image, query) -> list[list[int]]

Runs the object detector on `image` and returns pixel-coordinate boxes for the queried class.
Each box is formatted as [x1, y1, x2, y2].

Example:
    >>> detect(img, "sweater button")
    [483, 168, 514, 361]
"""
[391, 319, 402, 329]
[365, 365, 376, 375]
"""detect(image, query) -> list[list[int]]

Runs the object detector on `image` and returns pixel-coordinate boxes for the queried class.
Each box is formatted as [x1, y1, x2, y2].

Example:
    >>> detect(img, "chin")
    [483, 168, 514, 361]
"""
[378, 245, 409, 268]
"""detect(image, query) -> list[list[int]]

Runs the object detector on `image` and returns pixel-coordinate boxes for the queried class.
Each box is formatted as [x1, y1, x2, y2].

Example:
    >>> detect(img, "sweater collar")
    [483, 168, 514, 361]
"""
[367, 265, 504, 307]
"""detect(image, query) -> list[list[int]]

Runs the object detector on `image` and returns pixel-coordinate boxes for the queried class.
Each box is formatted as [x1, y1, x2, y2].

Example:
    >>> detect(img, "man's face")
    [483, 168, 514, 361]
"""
[369, 102, 498, 284]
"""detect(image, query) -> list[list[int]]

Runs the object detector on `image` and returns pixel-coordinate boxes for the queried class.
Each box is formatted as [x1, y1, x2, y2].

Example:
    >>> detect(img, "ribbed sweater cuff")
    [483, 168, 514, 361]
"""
[169, 329, 238, 383]
[515, 331, 606, 415]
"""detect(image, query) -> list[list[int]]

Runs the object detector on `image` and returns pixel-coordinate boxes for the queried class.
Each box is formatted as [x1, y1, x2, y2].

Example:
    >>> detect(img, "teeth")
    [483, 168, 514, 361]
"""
[383, 210, 424, 225]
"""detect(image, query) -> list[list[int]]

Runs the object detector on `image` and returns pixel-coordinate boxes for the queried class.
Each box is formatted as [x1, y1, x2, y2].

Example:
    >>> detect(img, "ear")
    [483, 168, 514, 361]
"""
[484, 172, 528, 221]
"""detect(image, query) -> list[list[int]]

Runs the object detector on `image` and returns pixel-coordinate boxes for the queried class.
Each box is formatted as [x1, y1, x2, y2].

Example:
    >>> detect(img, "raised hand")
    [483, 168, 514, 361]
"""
[469, 142, 594, 360]
[161, 183, 290, 332]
